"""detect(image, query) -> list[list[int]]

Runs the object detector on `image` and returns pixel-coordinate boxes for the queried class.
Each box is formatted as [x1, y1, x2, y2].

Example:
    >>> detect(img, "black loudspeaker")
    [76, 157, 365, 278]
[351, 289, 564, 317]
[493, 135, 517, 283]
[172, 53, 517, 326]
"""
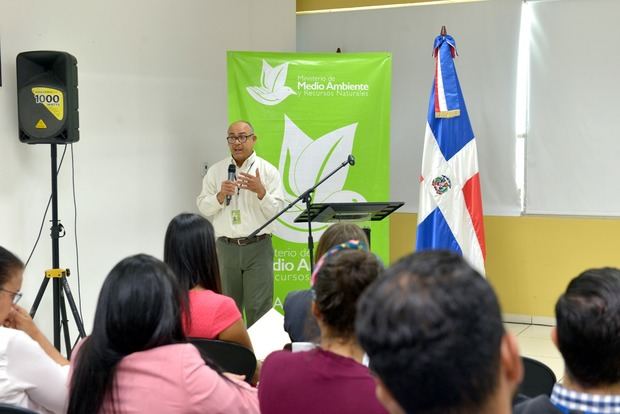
[17, 51, 79, 144]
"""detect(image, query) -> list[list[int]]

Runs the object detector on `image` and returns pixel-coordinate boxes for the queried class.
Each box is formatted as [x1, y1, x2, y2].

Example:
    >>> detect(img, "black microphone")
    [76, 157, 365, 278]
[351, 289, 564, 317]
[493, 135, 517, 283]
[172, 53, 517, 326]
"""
[226, 163, 236, 206]
[348, 154, 355, 166]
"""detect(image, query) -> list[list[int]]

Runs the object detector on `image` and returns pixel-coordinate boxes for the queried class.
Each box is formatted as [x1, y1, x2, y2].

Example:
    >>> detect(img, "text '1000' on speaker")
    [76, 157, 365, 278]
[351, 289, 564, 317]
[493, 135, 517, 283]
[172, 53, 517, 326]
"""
[17, 51, 79, 144]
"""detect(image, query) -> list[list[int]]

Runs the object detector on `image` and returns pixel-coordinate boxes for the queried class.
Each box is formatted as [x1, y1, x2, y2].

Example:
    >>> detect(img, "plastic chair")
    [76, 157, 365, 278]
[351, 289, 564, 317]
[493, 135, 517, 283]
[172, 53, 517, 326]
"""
[0, 404, 38, 414]
[189, 338, 257, 384]
[517, 356, 557, 398]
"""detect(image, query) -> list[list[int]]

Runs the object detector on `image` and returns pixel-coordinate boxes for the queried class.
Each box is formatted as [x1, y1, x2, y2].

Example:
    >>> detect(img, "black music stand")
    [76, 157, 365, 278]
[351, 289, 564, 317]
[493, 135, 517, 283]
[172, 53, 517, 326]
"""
[247, 155, 357, 273]
[294, 202, 404, 263]
[295, 202, 404, 224]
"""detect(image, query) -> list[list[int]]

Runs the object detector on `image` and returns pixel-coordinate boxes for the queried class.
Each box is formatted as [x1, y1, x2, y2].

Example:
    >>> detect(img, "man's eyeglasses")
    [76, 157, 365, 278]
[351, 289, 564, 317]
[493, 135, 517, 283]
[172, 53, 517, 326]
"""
[226, 134, 254, 144]
[0, 287, 22, 305]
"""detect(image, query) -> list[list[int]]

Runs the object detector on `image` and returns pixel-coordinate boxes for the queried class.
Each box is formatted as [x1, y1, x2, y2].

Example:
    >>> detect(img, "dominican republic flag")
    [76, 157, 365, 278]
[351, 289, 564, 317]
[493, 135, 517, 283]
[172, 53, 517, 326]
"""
[416, 33, 486, 274]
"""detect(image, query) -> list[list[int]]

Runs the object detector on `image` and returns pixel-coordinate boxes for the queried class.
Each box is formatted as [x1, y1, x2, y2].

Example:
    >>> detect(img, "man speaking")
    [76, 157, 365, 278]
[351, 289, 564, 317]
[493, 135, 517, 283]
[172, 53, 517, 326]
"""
[197, 120, 284, 327]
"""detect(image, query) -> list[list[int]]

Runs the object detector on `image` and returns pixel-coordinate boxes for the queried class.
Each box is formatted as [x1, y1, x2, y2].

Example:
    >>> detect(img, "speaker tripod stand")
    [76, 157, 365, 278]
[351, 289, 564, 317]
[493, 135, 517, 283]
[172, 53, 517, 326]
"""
[29, 144, 86, 358]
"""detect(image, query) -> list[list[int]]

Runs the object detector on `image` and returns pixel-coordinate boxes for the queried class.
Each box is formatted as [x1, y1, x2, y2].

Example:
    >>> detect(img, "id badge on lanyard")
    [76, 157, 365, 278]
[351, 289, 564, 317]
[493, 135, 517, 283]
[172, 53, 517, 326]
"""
[231, 209, 241, 225]
[229, 159, 255, 226]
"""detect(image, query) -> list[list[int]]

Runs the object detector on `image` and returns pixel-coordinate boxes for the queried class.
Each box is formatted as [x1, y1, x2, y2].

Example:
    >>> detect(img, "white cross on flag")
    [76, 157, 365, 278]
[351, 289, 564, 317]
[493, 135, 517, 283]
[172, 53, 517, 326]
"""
[416, 32, 486, 274]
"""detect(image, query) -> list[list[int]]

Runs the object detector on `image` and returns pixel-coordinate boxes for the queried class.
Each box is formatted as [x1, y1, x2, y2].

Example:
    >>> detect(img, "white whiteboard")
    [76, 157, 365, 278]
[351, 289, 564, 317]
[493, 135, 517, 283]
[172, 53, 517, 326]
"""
[526, 0, 620, 216]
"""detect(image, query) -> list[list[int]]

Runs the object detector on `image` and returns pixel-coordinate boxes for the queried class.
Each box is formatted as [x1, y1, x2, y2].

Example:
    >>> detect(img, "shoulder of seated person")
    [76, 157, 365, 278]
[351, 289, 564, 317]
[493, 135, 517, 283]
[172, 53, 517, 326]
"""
[284, 289, 312, 304]
[513, 395, 557, 414]
[144, 343, 206, 369]
[263, 349, 311, 367]
[130, 343, 197, 359]
[264, 349, 292, 362]
[172, 342, 197, 353]
[0, 326, 32, 344]
[1, 328, 44, 357]
[193, 289, 233, 302]
[190, 289, 217, 299]
[208, 291, 238, 310]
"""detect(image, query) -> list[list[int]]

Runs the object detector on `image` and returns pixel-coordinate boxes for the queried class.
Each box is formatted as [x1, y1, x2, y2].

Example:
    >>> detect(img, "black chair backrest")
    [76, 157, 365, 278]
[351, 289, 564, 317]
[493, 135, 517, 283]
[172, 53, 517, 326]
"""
[0, 404, 38, 414]
[189, 338, 256, 383]
[518, 356, 557, 398]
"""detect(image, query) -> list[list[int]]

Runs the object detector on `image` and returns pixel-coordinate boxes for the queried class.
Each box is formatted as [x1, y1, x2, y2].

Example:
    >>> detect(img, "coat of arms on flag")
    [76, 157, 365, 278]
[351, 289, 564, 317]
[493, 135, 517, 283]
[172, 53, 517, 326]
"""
[416, 28, 486, 274]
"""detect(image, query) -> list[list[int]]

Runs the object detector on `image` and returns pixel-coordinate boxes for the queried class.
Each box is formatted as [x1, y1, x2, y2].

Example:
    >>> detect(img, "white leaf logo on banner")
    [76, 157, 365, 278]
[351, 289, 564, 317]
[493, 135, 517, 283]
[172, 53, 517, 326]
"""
[274, 115, 366, 243]
[246, 60, 296, 106]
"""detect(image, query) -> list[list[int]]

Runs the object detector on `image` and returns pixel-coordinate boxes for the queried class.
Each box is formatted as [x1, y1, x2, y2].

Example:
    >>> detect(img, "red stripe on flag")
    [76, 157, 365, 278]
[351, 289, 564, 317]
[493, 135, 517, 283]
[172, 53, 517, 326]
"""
[434, 59, 440, 114]
[462, 173, 486, 260]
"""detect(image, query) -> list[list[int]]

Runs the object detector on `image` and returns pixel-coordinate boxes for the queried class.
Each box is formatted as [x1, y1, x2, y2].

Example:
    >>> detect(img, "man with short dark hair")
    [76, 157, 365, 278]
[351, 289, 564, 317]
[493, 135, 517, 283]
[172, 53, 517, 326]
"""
[515, 267, 620, 414]
[356, 250, 523, 414]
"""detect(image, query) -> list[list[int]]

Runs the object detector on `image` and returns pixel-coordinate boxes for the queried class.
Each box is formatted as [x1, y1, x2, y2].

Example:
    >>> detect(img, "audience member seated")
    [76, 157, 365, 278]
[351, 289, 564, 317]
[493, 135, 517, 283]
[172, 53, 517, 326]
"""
[164, 213, 253, 349]
[283, 223, 369, 342]
[356, 250, 523, 414]
[67, 254, 259, 414]
[0, 246, 68, 414]
[259, 243, 386, 414]
[515, 267, 620, 414]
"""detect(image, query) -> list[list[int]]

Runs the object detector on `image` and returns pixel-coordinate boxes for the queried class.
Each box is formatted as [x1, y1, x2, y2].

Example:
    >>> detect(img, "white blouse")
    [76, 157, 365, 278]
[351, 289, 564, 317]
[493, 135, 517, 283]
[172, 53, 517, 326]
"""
[0, 327, 68, 413]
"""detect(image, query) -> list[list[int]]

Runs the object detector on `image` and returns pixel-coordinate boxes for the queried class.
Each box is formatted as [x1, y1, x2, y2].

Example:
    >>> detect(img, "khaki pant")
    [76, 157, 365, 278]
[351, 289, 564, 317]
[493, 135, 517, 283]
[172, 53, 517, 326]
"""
[216, 236, 274, 327]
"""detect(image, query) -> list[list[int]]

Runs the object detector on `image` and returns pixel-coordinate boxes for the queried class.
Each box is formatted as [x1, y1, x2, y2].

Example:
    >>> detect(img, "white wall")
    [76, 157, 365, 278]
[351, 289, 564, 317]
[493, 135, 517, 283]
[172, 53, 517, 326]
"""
[297, 0, 523, 215]
[0, 0, 295, 345]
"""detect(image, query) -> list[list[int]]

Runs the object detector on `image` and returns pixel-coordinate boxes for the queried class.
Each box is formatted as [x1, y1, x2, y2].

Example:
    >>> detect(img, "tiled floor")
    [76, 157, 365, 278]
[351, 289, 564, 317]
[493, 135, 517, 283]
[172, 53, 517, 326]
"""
[505, 323, 564, 381]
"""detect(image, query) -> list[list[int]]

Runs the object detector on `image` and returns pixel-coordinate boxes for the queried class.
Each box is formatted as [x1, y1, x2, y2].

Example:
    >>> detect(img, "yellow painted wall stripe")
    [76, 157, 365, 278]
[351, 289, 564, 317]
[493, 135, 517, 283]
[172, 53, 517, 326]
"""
[390, 213, 620, 317]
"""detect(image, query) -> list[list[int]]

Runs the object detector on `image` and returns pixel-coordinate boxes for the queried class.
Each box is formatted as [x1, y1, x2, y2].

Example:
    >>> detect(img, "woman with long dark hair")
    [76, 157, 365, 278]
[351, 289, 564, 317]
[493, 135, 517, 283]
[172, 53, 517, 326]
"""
[164, 213, 253, 349]
[67, 254, 258, 414]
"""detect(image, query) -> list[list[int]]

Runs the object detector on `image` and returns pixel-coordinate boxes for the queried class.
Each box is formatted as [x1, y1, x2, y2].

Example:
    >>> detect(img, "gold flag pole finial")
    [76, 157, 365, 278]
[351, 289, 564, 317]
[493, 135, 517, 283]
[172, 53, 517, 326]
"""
[440, 26, 447, 36]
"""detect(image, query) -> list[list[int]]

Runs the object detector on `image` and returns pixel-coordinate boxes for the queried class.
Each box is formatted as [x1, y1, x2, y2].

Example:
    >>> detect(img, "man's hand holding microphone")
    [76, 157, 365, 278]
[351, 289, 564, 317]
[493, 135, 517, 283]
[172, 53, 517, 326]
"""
[216, 163, 237, 206]
[217, 163, 267, 205]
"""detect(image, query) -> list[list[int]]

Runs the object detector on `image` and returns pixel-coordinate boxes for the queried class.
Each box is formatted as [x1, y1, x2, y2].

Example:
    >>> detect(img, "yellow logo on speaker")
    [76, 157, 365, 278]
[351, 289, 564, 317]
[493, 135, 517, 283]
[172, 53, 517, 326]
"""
[35, 119, 47, 129]
[32, 87, 64, 121]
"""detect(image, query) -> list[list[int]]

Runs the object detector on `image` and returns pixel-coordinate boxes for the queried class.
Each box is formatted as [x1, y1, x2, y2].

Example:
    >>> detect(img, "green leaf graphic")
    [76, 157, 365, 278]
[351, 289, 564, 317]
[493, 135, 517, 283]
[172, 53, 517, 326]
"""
[283, 148, 296, 196]
[314, 136, 343, 186]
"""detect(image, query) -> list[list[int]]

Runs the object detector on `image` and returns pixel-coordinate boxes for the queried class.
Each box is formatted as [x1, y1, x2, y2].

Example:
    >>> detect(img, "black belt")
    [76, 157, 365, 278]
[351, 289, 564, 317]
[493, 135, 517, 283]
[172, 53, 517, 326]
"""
[218, 234, 270, 246]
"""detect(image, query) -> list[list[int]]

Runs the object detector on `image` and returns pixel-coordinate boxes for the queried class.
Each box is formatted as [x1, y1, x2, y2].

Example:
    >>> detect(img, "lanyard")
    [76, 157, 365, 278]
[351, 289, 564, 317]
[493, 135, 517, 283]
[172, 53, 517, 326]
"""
[231, 158, 256, 176]
[232, 159, 256, 198]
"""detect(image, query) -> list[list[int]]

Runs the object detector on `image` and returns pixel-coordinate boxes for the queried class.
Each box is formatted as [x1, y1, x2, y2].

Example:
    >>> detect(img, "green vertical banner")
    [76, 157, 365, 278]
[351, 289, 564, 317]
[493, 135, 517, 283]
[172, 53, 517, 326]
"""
[227, 51, 391, 311]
